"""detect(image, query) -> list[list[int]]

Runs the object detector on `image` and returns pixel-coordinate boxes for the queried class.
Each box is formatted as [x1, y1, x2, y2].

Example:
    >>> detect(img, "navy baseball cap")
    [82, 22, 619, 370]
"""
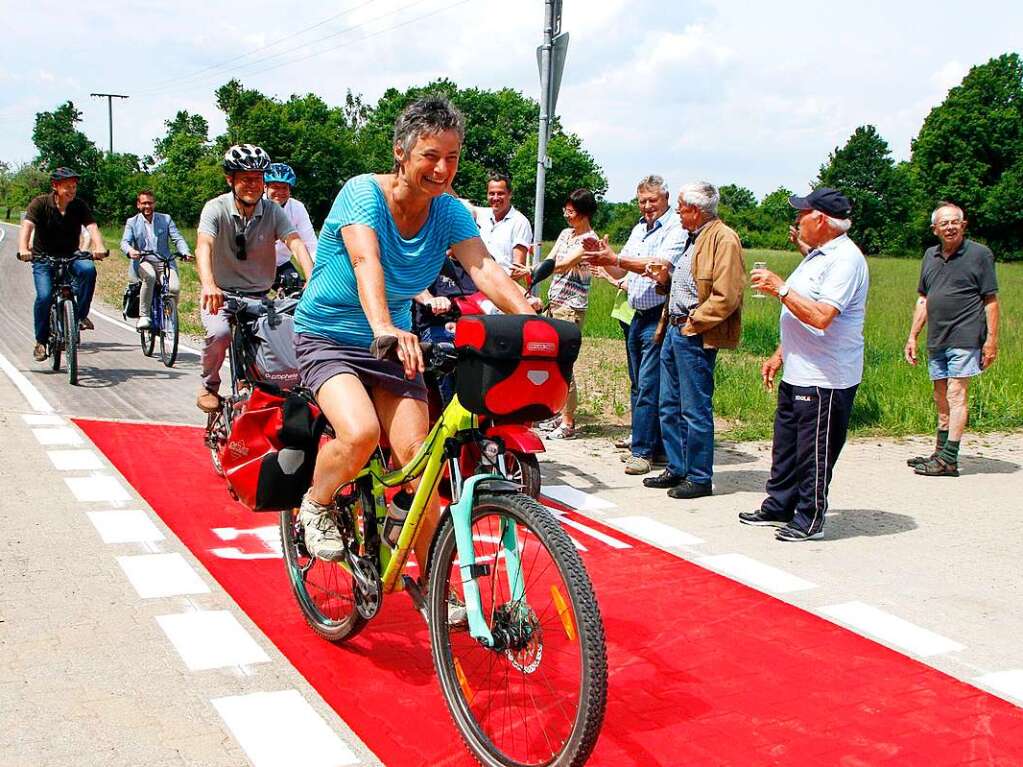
[789, 187, 852, 219]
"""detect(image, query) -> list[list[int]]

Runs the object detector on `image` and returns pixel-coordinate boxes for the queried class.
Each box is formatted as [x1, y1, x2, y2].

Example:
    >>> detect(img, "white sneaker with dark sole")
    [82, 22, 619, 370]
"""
[298, 495, 346, 561]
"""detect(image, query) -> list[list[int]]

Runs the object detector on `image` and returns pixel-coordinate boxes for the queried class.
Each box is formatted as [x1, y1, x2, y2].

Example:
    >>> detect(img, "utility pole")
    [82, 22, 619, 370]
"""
[533, 0, 568, 264]
[90, 93, 129, 155]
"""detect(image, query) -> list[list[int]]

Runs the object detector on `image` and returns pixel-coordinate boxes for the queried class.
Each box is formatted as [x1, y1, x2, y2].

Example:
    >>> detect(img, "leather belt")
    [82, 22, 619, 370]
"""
[668, 312, 691, 327]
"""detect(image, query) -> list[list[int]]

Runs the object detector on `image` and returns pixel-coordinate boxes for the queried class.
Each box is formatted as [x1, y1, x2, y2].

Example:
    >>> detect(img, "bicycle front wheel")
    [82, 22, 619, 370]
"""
[63, 300, 78, 385]
[140, 324, 155, 357]
[279, 505, 367, 643]
[160, 298, 179, 367]
[428, 492, 607, 767]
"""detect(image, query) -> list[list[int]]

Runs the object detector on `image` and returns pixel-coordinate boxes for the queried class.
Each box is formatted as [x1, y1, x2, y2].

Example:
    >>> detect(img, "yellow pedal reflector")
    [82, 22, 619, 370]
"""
[550, 585, 576, 641]
[454, 658, 475, 704]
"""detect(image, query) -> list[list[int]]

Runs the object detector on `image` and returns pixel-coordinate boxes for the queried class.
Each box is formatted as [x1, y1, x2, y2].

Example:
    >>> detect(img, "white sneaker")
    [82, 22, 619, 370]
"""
[137, 316, 151, 330]
[298, 494, 345, 561]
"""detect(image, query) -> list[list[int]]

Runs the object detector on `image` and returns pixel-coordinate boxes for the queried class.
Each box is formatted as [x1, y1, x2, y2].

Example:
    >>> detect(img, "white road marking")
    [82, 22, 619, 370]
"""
[609, 516, 704, 548]
[212, 690, 360, 767]
[210, 525, 282, 560]
[818, 601, 965, 658]
[22, 414, 64, 426]
[542, 484, 617, 513]
[976, 670, 1023, 705]
[87, 510, 165, 543]
[117, 553, 211, 598]
[64, 473, 131, 502]
[0, 348, 54, 413]
[47, 449, 103, 471]
[88, 308, 201, 356]
[156, 610, 270, 671]
[545, 506, 631, 549]
[697, 553, 818, 594]
[32, 426, 82, 445]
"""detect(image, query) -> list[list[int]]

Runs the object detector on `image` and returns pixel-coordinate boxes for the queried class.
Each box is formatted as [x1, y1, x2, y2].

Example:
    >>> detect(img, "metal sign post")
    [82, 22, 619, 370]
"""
[532, 0, 567, 264]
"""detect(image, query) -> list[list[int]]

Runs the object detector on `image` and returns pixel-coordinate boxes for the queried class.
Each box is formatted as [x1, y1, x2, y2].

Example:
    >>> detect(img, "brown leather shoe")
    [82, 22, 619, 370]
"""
[196, 388, 222, 413]
[79, 317, 94, 331]
[33, 343, 47, 362]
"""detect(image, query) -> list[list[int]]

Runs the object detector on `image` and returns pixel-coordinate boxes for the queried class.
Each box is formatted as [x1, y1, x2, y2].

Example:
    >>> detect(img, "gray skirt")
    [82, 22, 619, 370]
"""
[294, 332, 427, 402]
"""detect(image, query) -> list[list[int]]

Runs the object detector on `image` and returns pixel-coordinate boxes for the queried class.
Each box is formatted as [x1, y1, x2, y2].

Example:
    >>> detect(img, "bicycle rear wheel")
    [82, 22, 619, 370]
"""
[160, 297, 179, 367]
[63, 300, 78, 385]
[279, 501, 367, 643]
[428, 492, 607, 767]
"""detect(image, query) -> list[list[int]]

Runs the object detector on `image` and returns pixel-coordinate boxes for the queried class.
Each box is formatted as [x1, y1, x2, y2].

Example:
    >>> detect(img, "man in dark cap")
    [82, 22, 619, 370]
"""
[743, 188, 869, 541]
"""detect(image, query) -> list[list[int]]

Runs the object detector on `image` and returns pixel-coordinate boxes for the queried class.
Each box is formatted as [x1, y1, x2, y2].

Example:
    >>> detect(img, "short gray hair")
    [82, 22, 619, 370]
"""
[393, 94, 465, 161]
[678, 182, 720, 216]
[930, 202, 965, 225]
[822, 214, 852, 233]
[636, 174, 669, 199]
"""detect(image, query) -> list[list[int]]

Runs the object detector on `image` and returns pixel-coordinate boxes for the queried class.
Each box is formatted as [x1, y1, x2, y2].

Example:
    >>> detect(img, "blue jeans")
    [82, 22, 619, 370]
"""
[32, 259, 97, 344]
[659, 326, 718, 485]
[626, 307, 664, 458]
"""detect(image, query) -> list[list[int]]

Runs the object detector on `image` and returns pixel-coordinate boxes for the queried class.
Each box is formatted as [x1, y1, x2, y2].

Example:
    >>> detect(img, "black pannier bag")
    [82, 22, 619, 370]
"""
[122, 282, 141, 319]
[453, 314, 582, 421]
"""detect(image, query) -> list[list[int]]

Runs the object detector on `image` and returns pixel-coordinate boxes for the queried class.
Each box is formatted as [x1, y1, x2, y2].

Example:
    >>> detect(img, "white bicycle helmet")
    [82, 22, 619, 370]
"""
[223, 144, 272, 173]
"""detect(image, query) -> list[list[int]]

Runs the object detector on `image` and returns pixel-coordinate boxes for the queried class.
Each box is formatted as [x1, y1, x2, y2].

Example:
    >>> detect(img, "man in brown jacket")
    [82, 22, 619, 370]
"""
[643, 182, 745, 498]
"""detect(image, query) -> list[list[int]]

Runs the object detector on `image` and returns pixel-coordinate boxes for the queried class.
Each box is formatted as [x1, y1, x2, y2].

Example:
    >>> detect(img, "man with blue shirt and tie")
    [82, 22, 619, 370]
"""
[121, 190, 191, 330]
[746, 188, 869, 542]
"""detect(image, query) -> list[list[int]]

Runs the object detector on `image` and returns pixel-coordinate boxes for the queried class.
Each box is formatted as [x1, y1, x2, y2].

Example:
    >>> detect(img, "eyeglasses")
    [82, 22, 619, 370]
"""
[936, 219, 963, 228]
[235, 232, 247, 260]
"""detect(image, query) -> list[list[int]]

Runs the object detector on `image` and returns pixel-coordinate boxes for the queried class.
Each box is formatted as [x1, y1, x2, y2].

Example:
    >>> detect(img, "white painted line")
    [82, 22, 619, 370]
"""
[117, 553, 210, 598]
[545, 507, 631, 549]
[212, 690, 359, 767]
[610, 516, 704, 548]
[0, 347, 54, 413]
[22, 414, 64, 426]
[976, 670, 1023, 705]
[47, 449, 103, 471]
[543, 484, 617, 512]
[818, 601, 965, 658]
[156, 610, 270, 671]
[64, 474, 131, 503]
[87, 510, 165, 544]
[697, 553, 817, 594]
[89, 309, 201, 356]
[32, 427, 82, 446]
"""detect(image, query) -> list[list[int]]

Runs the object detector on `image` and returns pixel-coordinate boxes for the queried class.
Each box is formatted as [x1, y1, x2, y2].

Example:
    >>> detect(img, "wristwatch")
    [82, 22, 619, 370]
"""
[778, 283, 790, 299]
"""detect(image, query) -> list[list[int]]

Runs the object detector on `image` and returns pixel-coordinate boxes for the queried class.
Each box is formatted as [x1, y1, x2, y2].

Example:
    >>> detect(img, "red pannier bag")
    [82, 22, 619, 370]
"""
[219, 387, 323, 511]
[453, 314, 582, 422]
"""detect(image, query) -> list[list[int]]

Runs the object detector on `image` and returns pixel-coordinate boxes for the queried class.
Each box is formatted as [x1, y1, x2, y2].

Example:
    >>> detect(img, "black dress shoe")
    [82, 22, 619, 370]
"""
[643, 470, 683, 489]
[667, 480, 713, 499]
[738, 509, 789, 527]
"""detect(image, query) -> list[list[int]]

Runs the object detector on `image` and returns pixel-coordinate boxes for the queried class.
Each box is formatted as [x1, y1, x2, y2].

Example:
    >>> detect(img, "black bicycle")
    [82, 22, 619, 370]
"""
[130, 251, 190, 367]
[30, 251, 97, 385]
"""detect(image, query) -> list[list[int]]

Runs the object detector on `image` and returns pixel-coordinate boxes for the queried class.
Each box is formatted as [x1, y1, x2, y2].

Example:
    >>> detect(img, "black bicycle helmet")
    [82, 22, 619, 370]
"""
[50, 167, 80, 182]
[222, 144, 272, 173]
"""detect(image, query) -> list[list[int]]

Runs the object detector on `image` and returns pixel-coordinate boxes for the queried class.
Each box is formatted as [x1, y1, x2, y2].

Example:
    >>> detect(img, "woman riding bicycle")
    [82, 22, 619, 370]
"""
[293, 95, 535, 565]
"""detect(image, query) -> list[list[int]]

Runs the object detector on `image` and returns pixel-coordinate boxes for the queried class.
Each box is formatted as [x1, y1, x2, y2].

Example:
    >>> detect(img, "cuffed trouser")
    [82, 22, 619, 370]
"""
[32, 260, 97, 343]
[659, 326, 718, 485]
[137, 262, 180, 317]
[200, 307, 232, 393]
[626, 307, 664, 458]
[549, 304, 586, 420]
[762, 381, 858, 533]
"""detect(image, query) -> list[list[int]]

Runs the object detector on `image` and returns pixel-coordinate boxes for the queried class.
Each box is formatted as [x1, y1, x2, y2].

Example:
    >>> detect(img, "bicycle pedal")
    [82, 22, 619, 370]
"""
[402, 575, 428, 622]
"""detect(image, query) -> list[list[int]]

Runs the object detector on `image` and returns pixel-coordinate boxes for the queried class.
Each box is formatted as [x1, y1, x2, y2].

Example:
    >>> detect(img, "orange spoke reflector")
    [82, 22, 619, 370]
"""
[551, 585, 576, 641]
[454, 658, 475, 704]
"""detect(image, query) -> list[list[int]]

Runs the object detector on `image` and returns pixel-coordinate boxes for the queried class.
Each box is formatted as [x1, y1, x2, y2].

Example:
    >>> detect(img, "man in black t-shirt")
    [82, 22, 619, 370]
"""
[903, 202, 1000, 477]
[17, 168, 109, 361]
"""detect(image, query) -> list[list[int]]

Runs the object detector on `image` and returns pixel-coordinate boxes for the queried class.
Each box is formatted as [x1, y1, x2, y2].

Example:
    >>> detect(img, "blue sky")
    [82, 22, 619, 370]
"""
[1, 0, 1020, 202]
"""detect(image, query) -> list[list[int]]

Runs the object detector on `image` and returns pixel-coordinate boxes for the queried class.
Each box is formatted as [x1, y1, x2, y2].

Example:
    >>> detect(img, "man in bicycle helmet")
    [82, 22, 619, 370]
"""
[120, 189, 192, 330]
[264, 162, 318, 289]
[16, 168, 109, 362]
[193, 144, 314, 412]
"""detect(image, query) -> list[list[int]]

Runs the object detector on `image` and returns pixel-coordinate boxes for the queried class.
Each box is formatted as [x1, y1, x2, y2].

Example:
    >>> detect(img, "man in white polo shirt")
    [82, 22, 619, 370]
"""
[477, 172, 532, 280]
[745, 188, 869, 542]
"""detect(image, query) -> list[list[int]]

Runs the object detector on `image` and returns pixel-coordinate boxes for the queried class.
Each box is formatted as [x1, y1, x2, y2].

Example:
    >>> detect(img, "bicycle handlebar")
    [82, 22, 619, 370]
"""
[370, 335, 457, 374]
[28, 251, 97, 263]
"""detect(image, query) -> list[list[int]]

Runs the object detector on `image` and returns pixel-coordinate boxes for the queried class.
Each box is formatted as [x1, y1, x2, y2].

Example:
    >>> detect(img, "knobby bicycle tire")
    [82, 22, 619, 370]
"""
[160, 298, 179, 367]
[279, 504, 367, 643]
[63, 300, 78, 385]
[505, 451, 542, 499]
[48, 303, 62, 372]
[428, 492, 608, 767]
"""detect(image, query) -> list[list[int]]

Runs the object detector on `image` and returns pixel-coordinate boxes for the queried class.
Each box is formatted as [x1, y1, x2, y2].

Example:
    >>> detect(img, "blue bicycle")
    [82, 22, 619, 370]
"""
[129, 251, 190, 367]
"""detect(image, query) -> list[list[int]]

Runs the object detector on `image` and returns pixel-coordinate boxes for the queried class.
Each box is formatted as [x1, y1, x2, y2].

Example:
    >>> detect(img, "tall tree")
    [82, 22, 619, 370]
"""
[719, 184, 757, 213]
[31, 101, 102, 204]
[150, 110, 223, 225]
[911, 52, 1023, 257]
[817, 125, 913, 254]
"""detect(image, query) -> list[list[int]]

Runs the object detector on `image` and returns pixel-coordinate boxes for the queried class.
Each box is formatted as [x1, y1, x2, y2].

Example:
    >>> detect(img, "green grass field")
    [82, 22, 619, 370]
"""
[88, 226, 1020, 441]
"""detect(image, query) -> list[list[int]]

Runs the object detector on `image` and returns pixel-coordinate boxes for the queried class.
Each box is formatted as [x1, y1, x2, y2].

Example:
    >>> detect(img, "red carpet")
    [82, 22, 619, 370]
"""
[78, 418, 1023, 766]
